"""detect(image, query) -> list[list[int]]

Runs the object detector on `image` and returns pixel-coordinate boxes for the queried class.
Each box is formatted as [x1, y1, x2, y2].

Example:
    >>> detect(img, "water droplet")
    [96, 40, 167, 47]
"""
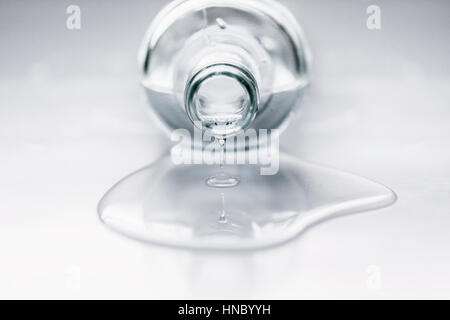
[218, 192, 227, 223]
[216, 17, 227, 29]
[218, 138, 225, 169]
[206, 174, 240, 188]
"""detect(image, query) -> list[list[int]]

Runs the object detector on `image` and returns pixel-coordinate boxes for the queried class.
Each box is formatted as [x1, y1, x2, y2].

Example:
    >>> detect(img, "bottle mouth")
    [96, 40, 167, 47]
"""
[185, 63, 259, 137]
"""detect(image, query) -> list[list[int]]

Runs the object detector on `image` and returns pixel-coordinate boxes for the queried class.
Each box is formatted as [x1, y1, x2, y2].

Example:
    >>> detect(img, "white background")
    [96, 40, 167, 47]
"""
[1, 0, 449, 299]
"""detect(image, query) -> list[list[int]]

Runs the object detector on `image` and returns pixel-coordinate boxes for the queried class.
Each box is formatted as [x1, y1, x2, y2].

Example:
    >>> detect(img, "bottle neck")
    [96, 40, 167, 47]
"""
[184, 62, 259, 138]
[177, 24, 267, 138]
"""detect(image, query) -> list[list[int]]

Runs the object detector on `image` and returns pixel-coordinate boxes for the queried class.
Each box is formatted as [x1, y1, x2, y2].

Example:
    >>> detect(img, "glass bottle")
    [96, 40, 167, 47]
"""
[139, 0, 311, 139]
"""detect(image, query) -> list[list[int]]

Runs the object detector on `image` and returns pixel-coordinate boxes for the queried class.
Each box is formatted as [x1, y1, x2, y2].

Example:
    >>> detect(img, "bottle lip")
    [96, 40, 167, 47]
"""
[184, 63, 259, 138]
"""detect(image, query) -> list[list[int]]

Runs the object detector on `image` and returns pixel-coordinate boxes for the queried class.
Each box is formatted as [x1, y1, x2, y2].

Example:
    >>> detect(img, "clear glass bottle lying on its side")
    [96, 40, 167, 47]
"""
[139, 0, 311, 139]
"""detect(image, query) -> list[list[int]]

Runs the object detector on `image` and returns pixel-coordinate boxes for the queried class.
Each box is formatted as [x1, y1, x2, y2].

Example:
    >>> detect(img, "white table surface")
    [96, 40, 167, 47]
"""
[1, 0, 449, 299]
